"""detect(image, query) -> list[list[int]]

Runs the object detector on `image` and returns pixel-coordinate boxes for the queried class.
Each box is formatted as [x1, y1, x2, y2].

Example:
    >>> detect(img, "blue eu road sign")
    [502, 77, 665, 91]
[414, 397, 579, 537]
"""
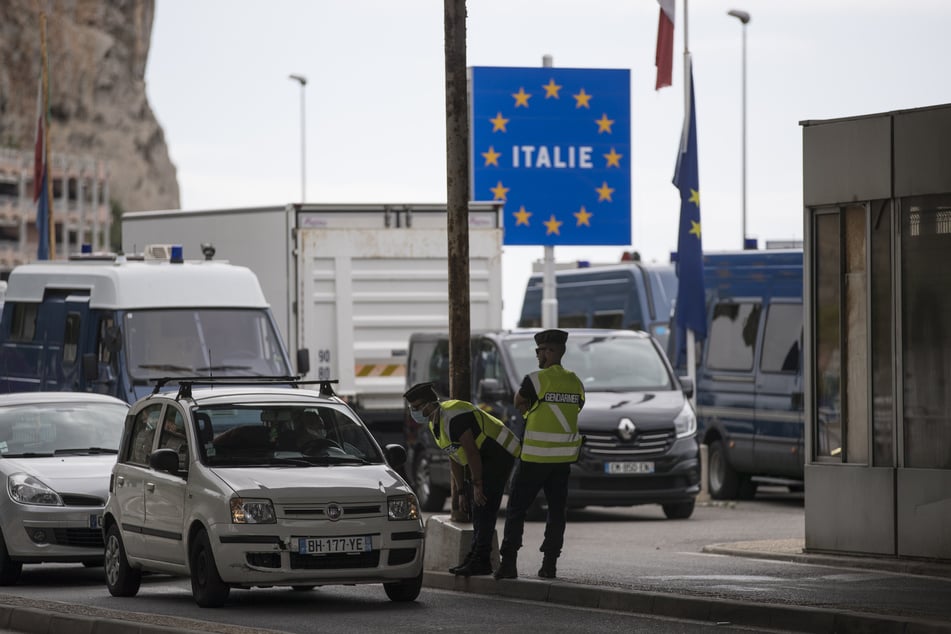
[471, 66, 631, 246]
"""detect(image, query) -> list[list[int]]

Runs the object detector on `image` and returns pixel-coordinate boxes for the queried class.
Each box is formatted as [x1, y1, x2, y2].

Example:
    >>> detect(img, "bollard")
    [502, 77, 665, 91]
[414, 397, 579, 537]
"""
[696, 443, 711, 503]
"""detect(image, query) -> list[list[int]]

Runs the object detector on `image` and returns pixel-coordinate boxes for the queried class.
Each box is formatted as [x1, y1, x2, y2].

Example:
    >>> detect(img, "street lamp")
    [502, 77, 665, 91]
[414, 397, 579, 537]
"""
[288, 74, 307, 202]
[727, 9, 750, 249]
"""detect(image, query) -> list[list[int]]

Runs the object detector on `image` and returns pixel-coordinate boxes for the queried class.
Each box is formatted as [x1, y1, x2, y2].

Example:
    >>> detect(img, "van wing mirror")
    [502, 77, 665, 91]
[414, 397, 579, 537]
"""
[296, 348, 311, 376]
[384, 443, 407, 469]
[82, 353, 99, 382]
[678, 376, 694, 399]
[478, 378, 510, 403]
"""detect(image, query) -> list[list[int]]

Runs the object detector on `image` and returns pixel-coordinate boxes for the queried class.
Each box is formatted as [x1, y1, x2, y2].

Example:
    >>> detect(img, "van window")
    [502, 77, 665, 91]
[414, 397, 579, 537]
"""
[760, 303, 802, 373]
[9, 304, 38, 342]
[63, 313, 81, 365]
[706, 301, 761, 371]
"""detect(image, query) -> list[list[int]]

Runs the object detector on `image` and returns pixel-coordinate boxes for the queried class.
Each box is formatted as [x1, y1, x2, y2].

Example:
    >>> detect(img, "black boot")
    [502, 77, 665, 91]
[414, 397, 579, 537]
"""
[537, 554, 557, 579]
[453, 557, 492, 576]
[493, 553, 518, 580]
[448, 552, 474, 574]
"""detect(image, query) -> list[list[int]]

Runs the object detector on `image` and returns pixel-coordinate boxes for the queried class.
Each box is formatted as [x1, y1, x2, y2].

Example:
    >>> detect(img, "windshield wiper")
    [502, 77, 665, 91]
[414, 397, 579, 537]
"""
[196, 365, 254, 372]
[2, 452, 55, 458]
[310, 455, 373, 465]
[138, 364, 194, 373]
[54, 447, 118, 455]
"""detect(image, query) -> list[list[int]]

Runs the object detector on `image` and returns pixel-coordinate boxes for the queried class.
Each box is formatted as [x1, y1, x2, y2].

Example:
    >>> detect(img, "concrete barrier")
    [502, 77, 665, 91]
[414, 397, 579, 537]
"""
[424, 515, 500, 572]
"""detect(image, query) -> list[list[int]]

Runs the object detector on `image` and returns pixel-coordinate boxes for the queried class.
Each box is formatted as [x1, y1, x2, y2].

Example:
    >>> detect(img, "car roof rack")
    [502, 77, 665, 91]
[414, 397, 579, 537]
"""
[149, 377, 339, 400]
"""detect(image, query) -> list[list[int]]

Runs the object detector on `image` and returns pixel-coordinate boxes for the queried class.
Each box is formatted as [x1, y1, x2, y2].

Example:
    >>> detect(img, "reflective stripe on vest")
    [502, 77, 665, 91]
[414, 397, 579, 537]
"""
[521, 366, 584, 463]
[429, 400, 521, 466]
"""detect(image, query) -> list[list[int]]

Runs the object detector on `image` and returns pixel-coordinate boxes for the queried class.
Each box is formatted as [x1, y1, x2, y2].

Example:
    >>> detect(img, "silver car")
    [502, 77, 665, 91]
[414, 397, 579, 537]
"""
[0, 392, 129, 584]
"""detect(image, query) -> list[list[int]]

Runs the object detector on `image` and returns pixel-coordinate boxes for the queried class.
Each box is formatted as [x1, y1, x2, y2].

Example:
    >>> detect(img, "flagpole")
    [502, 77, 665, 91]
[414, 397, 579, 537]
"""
[682, 1, 696, 403]
[40, 10, 55, 260]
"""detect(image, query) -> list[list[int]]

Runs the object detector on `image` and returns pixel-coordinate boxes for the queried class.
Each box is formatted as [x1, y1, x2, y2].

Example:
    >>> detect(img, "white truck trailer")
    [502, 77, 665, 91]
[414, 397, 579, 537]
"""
[121, 203, 505, 446]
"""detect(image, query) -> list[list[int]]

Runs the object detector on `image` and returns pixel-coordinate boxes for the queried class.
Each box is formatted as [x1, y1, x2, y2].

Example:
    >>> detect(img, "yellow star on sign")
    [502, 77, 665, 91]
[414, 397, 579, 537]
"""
[689, 220, 702, 238]
[482, 146, 501, 167]
[596, 181, 614, 202]
[543, 78, 562, 99]
[490, 112, 509, 132]
[595, 113, 614, 134]
[513, 206, 532, 226]
[573, 88, 592, 109]
[490, 181, 509, 201]
[604, 148, 622, 168]
[574, 206, 592, 227]
[544, 214, 563, 235]
[512, 87, 531, 108]
[689, 188, 700, 206]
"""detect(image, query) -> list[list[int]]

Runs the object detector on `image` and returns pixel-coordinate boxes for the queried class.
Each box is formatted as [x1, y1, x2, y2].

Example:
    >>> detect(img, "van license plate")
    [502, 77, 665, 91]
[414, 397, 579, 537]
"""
[604, 462, 655, 474]
[298, 535, 372, 555]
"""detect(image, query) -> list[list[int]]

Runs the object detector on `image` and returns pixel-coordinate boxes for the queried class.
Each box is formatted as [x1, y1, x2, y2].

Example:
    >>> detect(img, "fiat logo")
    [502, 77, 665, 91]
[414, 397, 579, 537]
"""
[325, 503, 343, 521]
[617, 418, 636, 441]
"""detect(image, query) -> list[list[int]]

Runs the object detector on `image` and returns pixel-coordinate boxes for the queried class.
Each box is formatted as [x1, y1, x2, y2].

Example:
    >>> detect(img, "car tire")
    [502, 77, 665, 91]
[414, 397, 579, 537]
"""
[0, 531, 22, 586]
[383, 570, 423, 602]
[414, 453, 448, 512]
[189, 530, 230, 608]
[662, 500, 695, 519]
[104, 524, 141, 597]
[708, 439, 740, 500]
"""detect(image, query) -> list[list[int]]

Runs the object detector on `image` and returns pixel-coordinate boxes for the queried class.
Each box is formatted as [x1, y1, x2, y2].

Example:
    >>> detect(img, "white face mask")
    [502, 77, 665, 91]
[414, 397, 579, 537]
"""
[410, 408, 430, 426]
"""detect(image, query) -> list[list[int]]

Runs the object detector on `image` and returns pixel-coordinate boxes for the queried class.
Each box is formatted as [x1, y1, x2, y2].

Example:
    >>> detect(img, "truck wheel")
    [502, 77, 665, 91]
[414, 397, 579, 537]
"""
[413, 454, 448, 512]
[384, 570, 423, 602]
[662, 500, 695, 519]
[190, 530, 230, 608]
[104, 524, 140, 597]
[0, 531, 22, 586]
[708, 439, 740, 500]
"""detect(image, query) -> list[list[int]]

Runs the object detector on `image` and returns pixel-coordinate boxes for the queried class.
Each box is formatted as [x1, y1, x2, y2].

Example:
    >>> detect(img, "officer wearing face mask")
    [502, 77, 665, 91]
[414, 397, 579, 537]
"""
[403, 382, 521, 577]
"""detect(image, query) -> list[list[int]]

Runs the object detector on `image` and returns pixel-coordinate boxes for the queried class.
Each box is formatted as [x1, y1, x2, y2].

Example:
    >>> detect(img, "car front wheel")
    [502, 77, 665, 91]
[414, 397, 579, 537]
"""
[104, 524, 141, 597]
[662, 500, 695, 519]
[190, 530, 230, 608]
[384, 570, 423, 602]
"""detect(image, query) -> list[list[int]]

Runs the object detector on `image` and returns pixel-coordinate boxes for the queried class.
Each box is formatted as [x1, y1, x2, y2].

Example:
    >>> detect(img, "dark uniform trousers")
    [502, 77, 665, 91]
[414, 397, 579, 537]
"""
[500, 460, 571, 557]
[470, 451, 515, 561]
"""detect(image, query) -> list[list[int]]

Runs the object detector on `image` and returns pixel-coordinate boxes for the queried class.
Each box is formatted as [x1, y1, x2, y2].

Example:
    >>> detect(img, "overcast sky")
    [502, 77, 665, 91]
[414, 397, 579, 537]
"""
[145, 0, 951, 328]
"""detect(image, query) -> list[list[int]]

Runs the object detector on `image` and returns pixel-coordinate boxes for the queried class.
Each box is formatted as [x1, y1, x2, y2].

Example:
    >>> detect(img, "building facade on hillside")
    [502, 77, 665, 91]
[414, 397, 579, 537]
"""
[0, 148, 111, 274]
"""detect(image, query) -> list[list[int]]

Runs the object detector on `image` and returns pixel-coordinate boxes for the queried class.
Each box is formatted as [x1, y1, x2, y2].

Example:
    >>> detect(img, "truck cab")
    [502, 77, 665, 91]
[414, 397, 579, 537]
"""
[0, 248, 297, 403]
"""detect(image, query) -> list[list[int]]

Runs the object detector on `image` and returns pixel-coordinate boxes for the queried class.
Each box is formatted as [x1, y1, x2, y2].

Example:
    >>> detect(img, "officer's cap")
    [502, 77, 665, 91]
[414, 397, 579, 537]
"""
[403, 382, 438, 404]
[534, 329, 569, 345]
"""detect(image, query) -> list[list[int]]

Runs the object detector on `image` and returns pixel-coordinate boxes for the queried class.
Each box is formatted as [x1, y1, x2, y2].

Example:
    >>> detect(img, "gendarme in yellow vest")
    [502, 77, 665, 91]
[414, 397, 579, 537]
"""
[430, 400, 521, 466]
[521, 365, 584, 463]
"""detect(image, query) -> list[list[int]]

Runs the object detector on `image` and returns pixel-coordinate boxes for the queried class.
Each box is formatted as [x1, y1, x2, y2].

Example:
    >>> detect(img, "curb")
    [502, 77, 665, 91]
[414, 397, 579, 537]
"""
[422, 571, 951, 634]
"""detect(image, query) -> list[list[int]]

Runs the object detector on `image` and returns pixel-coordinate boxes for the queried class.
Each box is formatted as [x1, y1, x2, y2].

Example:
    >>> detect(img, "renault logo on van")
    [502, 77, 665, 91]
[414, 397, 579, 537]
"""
[325, 503, 343, 521]
[617, 418, 636, 441]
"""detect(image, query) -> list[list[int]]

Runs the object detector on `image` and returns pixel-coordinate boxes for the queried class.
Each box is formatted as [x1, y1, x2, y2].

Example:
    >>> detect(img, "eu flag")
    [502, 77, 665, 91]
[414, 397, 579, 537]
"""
[672, 59, 706, 340]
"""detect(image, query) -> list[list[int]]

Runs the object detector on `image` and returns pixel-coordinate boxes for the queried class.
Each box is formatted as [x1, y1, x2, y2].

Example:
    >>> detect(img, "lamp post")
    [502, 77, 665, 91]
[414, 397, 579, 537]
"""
[288, 74, 307, 202]
[727, 9, 750, 249]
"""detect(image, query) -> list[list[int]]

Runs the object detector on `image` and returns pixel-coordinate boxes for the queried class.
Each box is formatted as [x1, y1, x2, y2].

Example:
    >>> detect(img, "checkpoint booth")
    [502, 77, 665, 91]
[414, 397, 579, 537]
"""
[801, 104, 951, 561]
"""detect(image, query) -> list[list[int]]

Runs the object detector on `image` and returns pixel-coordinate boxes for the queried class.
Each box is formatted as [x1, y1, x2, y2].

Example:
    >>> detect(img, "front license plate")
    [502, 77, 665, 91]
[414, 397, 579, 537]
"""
[297, 535, 372, 555]
[89, 514, 102, 529]
[604, 461, 655, 474]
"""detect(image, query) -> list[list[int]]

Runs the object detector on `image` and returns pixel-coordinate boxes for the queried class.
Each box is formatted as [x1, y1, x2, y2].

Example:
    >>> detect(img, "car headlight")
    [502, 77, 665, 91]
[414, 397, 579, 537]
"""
[388, 494, 420, 521]
[8, 473, 64, 506]
[673, 401, 697, 439]
[230, 497, 276, 524]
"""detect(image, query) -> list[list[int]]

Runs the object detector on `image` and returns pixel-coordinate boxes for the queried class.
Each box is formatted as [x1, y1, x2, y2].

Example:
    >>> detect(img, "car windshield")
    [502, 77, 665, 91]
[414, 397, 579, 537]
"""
[193, 404, 385, 467]
[505, 334, 673, 392]
[0, 402, 128, 457]
[123, 308, 291, 380]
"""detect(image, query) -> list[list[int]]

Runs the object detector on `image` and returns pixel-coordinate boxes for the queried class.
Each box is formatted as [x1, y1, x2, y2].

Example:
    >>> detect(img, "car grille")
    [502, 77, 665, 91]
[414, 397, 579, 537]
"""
[60, 494, 105, 507]
[280, 504, 382, 520]
[578, 475, 690, 491]
[51, 528, 104, 548]
[289, 551, 381, 570]
[583, 429, 674, 457]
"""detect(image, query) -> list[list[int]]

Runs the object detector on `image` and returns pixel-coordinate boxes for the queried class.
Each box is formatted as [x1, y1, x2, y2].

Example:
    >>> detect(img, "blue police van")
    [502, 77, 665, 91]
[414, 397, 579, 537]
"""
[670, 249, 804, 499]
[518, 261, 678, 350]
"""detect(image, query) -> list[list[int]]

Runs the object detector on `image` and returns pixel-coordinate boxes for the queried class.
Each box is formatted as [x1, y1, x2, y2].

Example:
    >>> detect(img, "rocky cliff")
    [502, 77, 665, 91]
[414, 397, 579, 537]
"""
[0, 0, 179, 213]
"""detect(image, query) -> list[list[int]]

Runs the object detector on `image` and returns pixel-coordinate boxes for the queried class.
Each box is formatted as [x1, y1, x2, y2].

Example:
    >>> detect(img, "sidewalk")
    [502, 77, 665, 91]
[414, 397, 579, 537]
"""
[423, 520, 951, 634]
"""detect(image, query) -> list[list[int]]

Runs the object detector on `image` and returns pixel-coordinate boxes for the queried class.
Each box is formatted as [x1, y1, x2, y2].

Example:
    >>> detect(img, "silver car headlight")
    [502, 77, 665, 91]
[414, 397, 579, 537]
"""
[8, 473, 64, 506]
[230, 497, 276, 524]
[388, 494, 420, 521]
[673, 401, 697, 439]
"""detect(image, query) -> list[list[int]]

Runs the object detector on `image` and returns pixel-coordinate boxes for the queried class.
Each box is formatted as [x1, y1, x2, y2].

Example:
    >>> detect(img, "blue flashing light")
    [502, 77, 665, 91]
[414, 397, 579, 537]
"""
[170, 245, 184, 263]
[743, 238, 759, 250]
[577, 260, 590, 268]
[81, 243, 92, 254]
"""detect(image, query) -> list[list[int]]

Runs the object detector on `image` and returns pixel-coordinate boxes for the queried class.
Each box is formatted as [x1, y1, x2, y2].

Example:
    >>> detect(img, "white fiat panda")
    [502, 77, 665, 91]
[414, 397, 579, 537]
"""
[102, 379, 424, 607]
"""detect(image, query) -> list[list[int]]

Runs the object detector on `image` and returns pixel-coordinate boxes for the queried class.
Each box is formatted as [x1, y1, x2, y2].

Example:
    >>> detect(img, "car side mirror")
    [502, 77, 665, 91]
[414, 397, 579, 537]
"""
[678, 376, 694, 399]
[149, 448, 180, 474]
[477, 378, 509, 402]
[384, 443, 407, 469]
[296, 348, 311, 376]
